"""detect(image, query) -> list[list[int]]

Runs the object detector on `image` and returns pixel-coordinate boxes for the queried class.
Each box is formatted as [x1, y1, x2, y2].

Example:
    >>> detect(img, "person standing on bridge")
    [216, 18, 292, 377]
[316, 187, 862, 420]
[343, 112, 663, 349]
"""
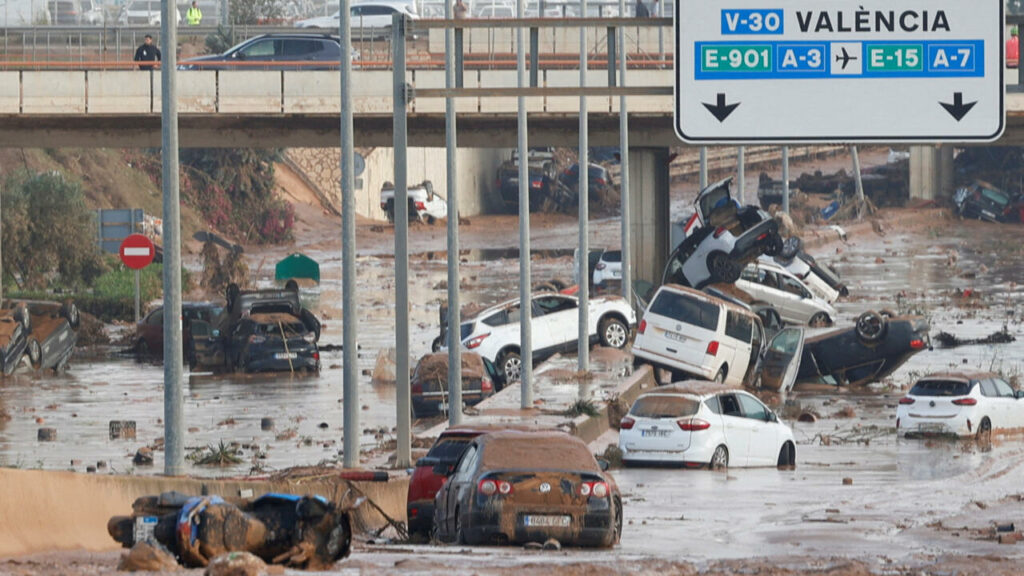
[186, 1, 203, 25]
[453, 0, 468, 19]
[133, 35, 161, 70]
[634, 0, 649, 18]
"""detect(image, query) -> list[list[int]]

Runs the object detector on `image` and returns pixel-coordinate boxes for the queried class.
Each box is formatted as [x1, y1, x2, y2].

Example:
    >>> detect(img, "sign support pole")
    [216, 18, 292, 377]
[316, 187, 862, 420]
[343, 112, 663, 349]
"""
[134, 269, 141, 324]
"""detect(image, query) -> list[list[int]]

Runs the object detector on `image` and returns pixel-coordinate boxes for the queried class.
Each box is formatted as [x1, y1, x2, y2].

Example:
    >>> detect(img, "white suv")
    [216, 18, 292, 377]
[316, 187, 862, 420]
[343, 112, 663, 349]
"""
[737, 258, 836, 327]
[460, 292, 635, 382]
[897, 372, 1024, 439]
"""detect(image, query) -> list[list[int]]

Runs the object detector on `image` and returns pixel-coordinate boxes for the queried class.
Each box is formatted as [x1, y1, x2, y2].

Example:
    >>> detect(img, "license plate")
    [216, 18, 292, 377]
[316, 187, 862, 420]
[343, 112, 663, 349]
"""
[982, 210, 996, 219]
[641, 428, 671, 438]
[523, 515, 571, 528]
[918, 423, 944, 432]
[274, 352, 298, 360]
[665, 331, 687, 343]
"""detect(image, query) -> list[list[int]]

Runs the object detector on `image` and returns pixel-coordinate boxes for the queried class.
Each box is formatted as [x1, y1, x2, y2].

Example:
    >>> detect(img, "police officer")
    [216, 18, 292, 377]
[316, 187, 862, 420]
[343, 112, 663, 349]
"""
[186, 1, 202, 26]
[133, 34, 161, 70]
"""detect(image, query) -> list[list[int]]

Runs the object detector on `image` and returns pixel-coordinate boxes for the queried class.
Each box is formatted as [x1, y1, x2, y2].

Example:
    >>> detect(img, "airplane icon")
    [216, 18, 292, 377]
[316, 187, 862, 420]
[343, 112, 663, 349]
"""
[835, 46, 858, 70]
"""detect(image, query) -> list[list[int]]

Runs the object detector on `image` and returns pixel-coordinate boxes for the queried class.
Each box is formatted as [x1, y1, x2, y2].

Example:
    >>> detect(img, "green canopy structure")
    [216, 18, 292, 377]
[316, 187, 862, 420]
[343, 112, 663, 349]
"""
[275, 253, 320, 285]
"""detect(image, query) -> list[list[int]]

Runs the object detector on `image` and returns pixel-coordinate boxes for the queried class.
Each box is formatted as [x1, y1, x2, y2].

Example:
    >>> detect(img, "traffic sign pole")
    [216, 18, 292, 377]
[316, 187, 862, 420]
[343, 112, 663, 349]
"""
[134, 269, 140, 324]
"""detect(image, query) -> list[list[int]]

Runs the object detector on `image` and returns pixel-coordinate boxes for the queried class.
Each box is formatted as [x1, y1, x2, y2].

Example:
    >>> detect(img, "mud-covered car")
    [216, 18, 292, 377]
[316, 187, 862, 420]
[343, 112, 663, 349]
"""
[134, 301, 225, 358]
[0, 304, 31, 375]
[795, 311, 930, 387]
[16, 300, 80, 372]
[412, 352, 497, 418]
[107, 491, 356, 569]
[663, 177, 782, 289]
[434, 430, 622, 547]
[953, 181, 1023, 223]
[227, 312, 320, 374]
[381, 180, 448, 224]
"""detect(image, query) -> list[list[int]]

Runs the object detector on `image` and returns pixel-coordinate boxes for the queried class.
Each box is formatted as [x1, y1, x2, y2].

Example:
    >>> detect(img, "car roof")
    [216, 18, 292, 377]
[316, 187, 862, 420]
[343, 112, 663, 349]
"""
[640, 380, 743, 399]
[476, 431, 599, 472]
[468, 292, 576, 321]
[249, 32, 338, 40]
[656, 284, 756, 318]
[915, 372, 999, 383]
[438, 424, 547, 438]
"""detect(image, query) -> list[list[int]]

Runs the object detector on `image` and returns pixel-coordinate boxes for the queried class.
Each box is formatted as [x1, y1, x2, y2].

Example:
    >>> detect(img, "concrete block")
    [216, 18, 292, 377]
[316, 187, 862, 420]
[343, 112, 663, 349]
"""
[88, 71, 152, 114]
[283, 71, 340, 113]
[0, 72, 20, 113]
[218, 71, 282, 113]
[544, 69, 609, 113]
[22, 71, 85, 114]
[352, 70, 397, 114]
[153, 71, 217, 112]
[478, 70, 541, 113]
[411, 70, 477, 114]
[614, 69, 672, 113]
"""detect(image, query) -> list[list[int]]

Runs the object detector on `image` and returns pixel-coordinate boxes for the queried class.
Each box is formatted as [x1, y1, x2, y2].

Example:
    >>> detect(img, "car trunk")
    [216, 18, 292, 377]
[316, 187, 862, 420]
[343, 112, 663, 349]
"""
[906, 380, 974, 420]
[484, 470, 604, 537]
[622, 394, 701, 452]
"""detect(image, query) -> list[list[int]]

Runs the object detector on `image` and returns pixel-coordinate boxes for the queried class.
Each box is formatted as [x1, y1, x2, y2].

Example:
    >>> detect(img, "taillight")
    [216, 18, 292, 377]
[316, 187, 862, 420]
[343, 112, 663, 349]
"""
[579, 481, 608, 498]
[380, 203, 387, 209]
[596, 262, 606, 270]
[415, 201, 426, 211]
[677, 418, 711, 431]
[706, 341, 719, 356]
[756, 232, 768, 241]
[637, 320, 647, 335]
[465, 333, 490, 349]
[498, 481, 512, 495]
[478, 478, 511, 496]
[910, 339, 926, 350]
[713, 227, 727, 238]
[412, 381, 422, 394]
[898, 397, 915, 405]
[481, 378, 493, 392]
[595, 178, 606, 186]
[953, 398, 978, 406]
[620, 416, 635, 430]
[312, 351, 320, 360]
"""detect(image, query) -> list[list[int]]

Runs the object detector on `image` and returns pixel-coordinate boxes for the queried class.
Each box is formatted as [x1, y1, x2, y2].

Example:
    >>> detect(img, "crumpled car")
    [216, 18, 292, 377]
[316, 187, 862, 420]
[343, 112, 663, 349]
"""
[663, 177, 782, 289]
[13, 299, 80, 372]
[0, 304, 31, 375]
[108, 491, 358, 570]
[953, 181, 1023, 224]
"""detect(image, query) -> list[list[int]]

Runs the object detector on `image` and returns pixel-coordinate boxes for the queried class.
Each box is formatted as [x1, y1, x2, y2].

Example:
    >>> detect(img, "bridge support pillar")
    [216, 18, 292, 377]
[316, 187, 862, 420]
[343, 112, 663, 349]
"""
[628, 147, 671, 289]
[909, 145, 955, 202]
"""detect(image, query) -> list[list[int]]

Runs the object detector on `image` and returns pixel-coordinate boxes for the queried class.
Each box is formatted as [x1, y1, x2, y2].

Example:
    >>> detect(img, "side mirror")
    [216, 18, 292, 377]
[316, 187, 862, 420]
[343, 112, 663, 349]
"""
[767, 411, 778, 423]
[597, 458, 610, 472]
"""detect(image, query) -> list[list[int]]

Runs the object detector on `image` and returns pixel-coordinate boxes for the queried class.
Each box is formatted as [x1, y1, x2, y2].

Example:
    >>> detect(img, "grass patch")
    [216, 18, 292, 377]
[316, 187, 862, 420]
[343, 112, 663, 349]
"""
[563, 398, 600, 418]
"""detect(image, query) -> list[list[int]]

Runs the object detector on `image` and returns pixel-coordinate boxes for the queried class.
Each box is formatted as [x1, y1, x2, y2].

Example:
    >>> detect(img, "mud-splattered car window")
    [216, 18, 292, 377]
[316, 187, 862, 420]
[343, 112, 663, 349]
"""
[630, 395, 700, 419]
[426, 437, 475, 462]
[480, 435, 599, 472]
[909, 380, 973, 397]
[649, 291, 719, 331]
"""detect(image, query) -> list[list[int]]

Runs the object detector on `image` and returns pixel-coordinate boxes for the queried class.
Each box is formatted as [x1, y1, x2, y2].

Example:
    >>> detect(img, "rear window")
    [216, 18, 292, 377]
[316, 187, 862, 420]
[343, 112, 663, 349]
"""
[630, 395, 699, 418]
[724, 310, 752, 342]
[648, 291, 719, 331]
[426, 437, 473, 462]
[602, 250, 622, 263]
[481, 436, 599, 472]
[909, 380, 973, 397]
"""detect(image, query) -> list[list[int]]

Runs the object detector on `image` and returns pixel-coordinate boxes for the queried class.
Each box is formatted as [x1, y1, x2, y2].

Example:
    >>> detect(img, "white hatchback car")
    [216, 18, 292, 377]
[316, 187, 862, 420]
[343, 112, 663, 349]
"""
[619, 383, 796, 468]
[593, 250, 622, 288]
[737, 259, 837, 327]
[296, 0, 417, 31]
[460, 292, 635, 382]
[897, 372, 1024, 439]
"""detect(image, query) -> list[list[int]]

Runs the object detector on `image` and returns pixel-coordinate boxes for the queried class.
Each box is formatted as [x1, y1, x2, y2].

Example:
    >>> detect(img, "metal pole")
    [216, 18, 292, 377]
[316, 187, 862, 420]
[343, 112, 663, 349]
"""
[577, 0, 589, 372]
[781, 146, 790, 214]
[340, 0, 360, 469]
[699, 146, 707, 189]
[446, 0, 463, 426]
[657, 0, 664, 64]
[737, 146, 745, 204]
[851, 145, 865, 204]
[617, 6, 629, 306]
[134, 269, 141, 324]
[517, 0, 533, 408]
[161, 0, 184, 476]
[392, 13, 411, 469]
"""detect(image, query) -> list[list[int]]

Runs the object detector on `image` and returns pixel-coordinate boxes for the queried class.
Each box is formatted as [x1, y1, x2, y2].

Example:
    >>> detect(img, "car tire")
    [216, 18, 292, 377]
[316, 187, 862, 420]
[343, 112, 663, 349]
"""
[431, 336, 443, 353]
[808, 312, 831, 328]
[28, 339, 42, 370]
[61, 301, 81, 330]
[777, 442, 796, 469]
[878, 308, 897, 319]
[710, 445, 729, 470]
[707, 251, 742, 284]
[977, 417, 992, 445]
[613, 496, 623, 545]
[779, 237, 802, 261]
[534, 281, 557, 293]
[713, 367, 726, 384]
[598, 316, 629, 349]
[498, 350, 522, 382]
[855, 311, 888, 343]
[550, 278, 569, 291]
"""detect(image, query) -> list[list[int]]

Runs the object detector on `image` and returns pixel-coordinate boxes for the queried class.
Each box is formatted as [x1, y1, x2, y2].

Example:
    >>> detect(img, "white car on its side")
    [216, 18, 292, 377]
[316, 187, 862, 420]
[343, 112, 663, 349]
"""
[619, 382, 796, 469]
[380, 180, 447, 224]
[736, 259, 837, 327]
[459, 292, 635, 382]
[897, 372, 1024, 440]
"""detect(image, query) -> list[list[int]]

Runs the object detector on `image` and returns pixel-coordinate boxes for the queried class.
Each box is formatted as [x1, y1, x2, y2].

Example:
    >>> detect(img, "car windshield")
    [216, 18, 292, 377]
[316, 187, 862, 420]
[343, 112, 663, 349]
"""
[630, 395, 699, 418]
[426, 436, 474, 462]
[910, 380, 973, 397]
[980, 187, 1010, 207]
[648, 291, 719, 331]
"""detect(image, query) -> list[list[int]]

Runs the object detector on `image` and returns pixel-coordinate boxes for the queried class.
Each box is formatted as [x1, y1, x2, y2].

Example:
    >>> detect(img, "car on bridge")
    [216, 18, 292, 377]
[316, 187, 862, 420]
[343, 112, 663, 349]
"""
[295, 0, 418, 35]
[178, 33, 357, 71]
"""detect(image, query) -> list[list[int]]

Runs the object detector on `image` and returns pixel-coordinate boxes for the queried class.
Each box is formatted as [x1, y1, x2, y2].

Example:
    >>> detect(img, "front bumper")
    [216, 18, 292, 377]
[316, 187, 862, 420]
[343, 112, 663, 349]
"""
[619, 442, 715, 466]
[242, 355, 319, 373]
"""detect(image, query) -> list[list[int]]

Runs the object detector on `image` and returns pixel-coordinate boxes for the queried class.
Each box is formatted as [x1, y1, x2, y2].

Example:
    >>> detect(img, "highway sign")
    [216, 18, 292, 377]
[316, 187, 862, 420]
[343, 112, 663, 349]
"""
[675, 0, 1004, 143]
[119, 234, 155, 270]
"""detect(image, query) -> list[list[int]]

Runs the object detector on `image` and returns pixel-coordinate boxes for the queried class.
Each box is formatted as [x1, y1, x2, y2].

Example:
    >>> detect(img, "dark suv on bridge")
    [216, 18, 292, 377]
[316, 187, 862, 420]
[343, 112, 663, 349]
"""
[179, 33, 356, 70]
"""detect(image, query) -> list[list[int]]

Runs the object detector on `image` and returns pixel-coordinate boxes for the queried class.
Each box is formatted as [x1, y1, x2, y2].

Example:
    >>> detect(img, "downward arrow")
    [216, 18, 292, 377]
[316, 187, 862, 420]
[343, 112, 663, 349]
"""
[702, 93, 740, 123]
[939, 92, 977, 122]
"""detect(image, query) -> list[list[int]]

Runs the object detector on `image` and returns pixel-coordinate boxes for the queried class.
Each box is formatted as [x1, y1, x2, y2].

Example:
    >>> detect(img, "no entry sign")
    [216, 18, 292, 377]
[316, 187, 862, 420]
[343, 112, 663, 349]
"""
[119, 234, 155, 270]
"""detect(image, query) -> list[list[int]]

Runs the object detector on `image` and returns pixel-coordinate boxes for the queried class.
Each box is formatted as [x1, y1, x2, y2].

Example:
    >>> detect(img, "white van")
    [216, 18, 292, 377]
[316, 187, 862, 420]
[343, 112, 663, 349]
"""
[632, 284, 805, 391]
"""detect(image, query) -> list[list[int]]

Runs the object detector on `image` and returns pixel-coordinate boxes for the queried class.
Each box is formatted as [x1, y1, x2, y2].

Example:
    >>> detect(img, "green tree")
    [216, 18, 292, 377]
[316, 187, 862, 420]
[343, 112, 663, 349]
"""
[229, 0, 283, 25]
[0, 171, 108, 289]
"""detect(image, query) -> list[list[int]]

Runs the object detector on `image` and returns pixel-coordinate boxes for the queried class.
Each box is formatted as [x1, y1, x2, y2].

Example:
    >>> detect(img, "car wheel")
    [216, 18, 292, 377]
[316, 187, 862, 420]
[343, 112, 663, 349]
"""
[777, 442, 796, 469]
[707, 251, 742, 283]
[431, 336, 443, 353]
[550, 278, 569, 291]
[599, 316, 629, 349]
[28, 339, 42, 370]
[713, 367, 726, 384]
[534, 281, 557, 293]
[61, 301, 81, 330]
[779, 236, 802, 260]
[613, 496, 623, 545]
[977, 417, 992, 445]
[808, 312, 831, 328]
[710, 445, 729, 470]
[499, 350, 521, 382]
[855, 311, 888, 343]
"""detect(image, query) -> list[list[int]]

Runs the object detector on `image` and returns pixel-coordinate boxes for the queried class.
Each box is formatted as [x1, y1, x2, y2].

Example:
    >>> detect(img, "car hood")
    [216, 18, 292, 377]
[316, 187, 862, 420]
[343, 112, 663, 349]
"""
[181, 54, 229, 63]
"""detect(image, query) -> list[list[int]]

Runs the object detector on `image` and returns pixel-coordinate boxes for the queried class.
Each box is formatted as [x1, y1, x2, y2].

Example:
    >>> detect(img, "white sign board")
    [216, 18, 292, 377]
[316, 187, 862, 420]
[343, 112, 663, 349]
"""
[675, 0, 1004, 143]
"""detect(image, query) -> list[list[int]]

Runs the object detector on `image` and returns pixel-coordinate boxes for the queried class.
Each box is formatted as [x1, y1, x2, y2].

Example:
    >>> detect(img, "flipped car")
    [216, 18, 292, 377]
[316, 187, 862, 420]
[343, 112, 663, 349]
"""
[459, 292, 635, 382]
[226, 312, 320, 374]
[736, 259, 836, 327]
[619, 382, 796, 469]
[380, 180, 447, 224]
[896, 372, 1024, 440]
[766, 237, 849, 302]
[16, 300, 80, 372]
[795, 311, 930, 387]
[953, 181, 1023, 224]
[662, 177, 782, 289]
[411, 352, 496, 418]
[108, 491, 355, 569]
[0, 304, 31, 375]
[496, 148, 559, 212]
[433, 430, 622, 547]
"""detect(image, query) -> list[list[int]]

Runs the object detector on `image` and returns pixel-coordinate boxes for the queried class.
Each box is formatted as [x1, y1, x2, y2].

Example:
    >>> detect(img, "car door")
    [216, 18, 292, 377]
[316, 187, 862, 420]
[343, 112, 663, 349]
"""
[188, 319, 225, 369]
[758, 327, 805, 393]
[736, 392, 778, 466]
[717, 393, 753, 466]
[236, 38, 278, 66]
[992, 378, 1018, 429]
[443, 443, 480, 536]
[777, 273, 815, 324]
[533, 295, 578, 352]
